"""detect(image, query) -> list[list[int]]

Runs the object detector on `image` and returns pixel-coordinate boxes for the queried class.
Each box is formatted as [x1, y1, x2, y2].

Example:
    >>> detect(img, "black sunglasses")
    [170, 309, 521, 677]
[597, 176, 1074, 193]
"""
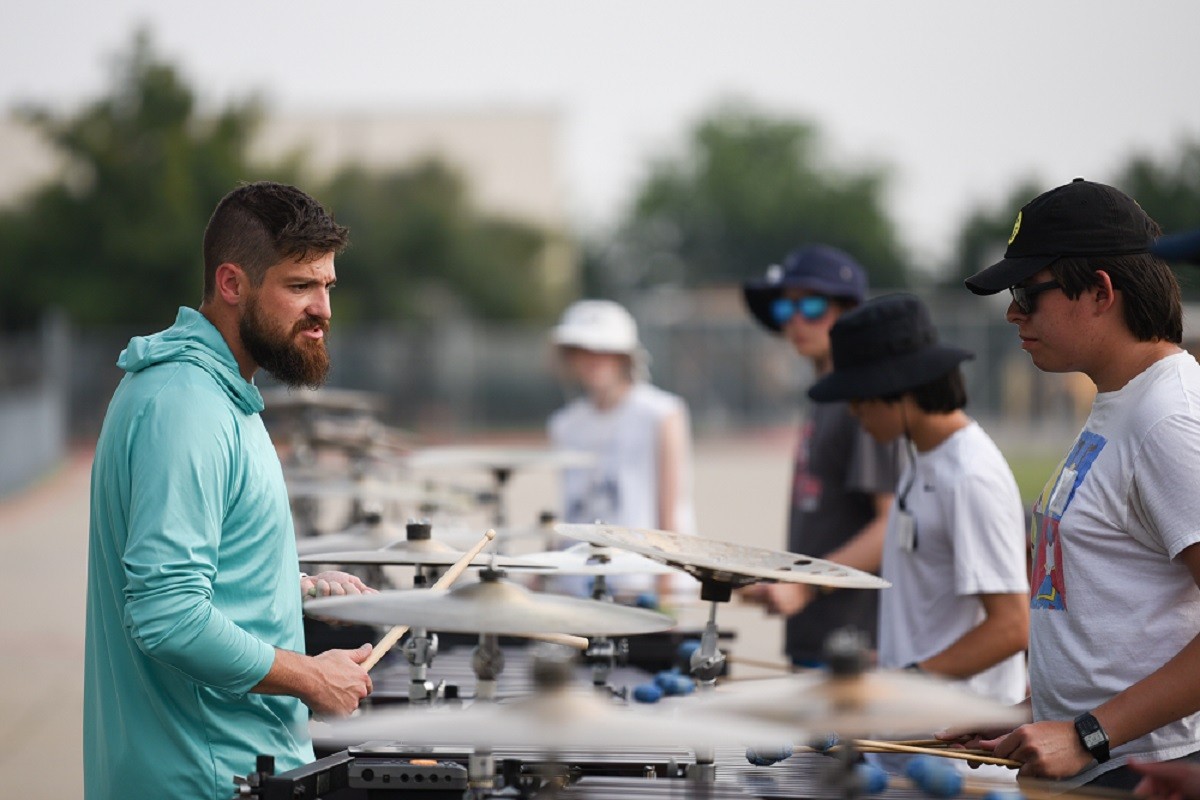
[1009, 280, 1062, 314]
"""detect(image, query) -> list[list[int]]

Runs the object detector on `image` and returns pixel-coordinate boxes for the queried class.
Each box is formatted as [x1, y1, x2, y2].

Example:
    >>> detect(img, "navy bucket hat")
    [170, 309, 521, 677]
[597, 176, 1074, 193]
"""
[743, 245, 868, 333]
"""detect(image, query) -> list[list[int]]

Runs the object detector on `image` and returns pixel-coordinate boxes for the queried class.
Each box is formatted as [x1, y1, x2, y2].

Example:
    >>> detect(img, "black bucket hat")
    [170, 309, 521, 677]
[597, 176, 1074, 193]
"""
[964, 178, 1156, 295]
[808, 293, 973, 403]
[743, 244, 868, 333]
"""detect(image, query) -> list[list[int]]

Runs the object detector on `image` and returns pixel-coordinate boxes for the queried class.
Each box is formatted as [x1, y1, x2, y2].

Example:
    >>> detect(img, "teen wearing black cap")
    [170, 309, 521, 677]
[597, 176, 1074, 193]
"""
[958, 179, 1200, 789]
[740, 245, 901, 667]
[809, 294, 1029, 776]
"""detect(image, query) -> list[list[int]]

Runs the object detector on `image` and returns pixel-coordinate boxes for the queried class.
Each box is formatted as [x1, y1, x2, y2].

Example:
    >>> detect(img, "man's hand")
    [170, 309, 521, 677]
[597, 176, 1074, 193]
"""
[253, 644, 374, 716]
[982, 721, 1092, 779]
[303, 643, 374, 717]
[1131, 758, 1200, 800]
[302, 570, 378, 600]
[738, 583, 814, 617]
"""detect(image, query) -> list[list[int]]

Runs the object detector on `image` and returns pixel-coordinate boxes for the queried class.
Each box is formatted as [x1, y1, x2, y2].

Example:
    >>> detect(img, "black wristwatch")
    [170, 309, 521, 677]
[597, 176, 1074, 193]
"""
[1074, 712, 1111, 763]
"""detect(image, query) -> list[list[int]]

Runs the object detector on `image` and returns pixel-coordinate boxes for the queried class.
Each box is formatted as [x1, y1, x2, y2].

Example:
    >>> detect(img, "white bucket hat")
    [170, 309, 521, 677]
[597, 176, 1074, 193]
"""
[552, 300, 640, 353]
[551, 300, 650, 380]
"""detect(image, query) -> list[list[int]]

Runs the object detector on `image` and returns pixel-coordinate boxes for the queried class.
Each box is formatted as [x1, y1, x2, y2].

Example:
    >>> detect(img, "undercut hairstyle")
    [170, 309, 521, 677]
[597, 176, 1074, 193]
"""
[202, 182, 349, 300]
[1050, 251, 1182, 344]
[877, 368, 969, 414]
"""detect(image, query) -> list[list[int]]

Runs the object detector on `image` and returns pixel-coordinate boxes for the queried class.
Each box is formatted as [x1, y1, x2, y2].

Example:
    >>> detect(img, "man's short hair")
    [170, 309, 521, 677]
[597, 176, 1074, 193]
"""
[202, 182, 349, 299]
[1050, 252, 1182, 344]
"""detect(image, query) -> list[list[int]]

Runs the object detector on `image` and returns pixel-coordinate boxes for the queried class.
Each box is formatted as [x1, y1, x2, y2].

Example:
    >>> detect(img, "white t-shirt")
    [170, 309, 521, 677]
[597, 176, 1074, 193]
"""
[548, 382, 696, 596]
[1030, 352, 1200, 786]
[878, 421, 1029, 706]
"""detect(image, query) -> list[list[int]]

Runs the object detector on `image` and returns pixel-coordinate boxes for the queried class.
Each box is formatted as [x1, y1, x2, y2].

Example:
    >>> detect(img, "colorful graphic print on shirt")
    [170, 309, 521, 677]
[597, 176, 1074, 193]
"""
[792, 420, 822, 512]
[1030, 431, 1106, 611]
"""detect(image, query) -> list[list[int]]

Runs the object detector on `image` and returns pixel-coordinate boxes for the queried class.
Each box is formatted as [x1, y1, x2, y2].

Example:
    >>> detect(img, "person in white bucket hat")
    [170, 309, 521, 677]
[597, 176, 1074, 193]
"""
[547, 299, 697, 606]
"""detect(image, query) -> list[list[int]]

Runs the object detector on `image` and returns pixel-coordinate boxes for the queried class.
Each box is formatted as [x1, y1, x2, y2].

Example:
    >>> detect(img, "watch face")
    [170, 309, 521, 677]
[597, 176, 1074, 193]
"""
[1083, 730, 1105, 748]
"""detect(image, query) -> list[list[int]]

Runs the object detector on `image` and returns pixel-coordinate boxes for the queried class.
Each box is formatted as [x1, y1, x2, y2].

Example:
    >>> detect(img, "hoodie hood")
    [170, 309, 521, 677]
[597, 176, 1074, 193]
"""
[118, 307, 264, 415]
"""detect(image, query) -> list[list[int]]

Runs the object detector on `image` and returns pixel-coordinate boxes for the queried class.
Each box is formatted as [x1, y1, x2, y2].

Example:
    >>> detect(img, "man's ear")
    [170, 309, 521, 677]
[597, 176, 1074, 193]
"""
[213, 263, 247, 306]
[1092, 270, 1118, 315]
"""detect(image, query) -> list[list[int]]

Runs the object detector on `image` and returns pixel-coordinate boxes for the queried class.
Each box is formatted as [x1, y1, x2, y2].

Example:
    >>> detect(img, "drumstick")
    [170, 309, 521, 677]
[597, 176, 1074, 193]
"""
[525, 632, 590, 650]
[852, 738, 1022, 768]
[363, 529, 497, 671]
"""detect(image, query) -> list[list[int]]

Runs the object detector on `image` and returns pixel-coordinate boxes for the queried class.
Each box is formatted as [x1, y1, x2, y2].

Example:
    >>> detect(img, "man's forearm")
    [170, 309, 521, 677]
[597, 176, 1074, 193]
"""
[251, 647, 315, 700]
[1095, 632, 1200, 749]
[919, 599, 1027, 679]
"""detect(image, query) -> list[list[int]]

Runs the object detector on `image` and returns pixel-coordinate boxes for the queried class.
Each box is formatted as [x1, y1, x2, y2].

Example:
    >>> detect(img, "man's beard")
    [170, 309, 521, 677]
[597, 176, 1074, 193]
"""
[239, 295, 331, 389]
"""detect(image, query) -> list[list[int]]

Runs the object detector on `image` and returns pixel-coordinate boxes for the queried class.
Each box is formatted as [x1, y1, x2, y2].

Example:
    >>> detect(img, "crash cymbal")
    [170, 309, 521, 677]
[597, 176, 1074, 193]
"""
[405, 445, 596, 472]
[298, 518, 554, 565]
[315, 679, 797, 750]
[555, 523, 889, 590]
[304, 572, 675, 636]
[286, 477, 426, 504]
[295, 530, 382, 557]
[693, 669, 1028, 737]
[505, 543, 682, 577]
[261, 387, 384, 415]
[297, 545, 547, 569]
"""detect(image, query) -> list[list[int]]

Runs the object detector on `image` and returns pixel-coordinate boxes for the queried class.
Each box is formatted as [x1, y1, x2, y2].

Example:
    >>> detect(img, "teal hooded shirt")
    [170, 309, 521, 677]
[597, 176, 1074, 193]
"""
[84, 307, 313, 800]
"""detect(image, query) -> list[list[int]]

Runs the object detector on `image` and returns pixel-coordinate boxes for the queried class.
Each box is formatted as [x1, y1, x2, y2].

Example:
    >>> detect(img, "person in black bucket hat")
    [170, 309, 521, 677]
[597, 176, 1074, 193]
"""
[809, 293, 1029, 779]
[739, 245, 902, 669]
[956, 179, 1200, 791]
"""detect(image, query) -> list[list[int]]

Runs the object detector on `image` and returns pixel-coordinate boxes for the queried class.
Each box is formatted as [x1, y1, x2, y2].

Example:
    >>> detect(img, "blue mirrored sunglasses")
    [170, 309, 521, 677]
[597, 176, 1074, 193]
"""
[772, 295, 831, 325]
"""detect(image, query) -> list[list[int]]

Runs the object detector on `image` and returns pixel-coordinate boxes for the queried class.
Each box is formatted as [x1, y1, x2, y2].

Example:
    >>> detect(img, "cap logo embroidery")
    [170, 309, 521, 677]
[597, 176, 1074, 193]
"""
[1008, 211, 1022, 245]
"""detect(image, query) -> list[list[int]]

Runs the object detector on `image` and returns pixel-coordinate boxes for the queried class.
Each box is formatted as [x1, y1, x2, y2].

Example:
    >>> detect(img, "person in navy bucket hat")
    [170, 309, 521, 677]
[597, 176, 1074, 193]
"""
[743, 244, 869, 333]
[740, 245, 901, 669]
[810, 294, 1029, 785]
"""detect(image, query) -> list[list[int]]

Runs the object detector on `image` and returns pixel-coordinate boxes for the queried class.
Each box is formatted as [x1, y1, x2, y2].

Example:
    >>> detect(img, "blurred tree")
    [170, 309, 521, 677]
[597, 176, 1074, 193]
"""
[944, 143, 1200, 296]
[587, 103, 912, 295]
[0, 30, 561, 331]
[322, 161, 557, 323]
[0, 30, 279, 331]
[1115, 140, 1200, 298]
[941, 178, 1045, 289]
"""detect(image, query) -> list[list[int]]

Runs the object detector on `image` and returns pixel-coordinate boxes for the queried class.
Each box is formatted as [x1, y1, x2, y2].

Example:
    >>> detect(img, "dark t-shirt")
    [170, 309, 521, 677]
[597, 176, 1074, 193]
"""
[784, 401, 901, 664]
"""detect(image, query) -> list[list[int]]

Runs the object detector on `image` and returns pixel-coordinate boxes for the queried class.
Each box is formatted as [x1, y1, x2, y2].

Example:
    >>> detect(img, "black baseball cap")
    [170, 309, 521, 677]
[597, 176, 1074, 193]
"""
[964, 178, 1156, 295]
[743, 244, 868, 333]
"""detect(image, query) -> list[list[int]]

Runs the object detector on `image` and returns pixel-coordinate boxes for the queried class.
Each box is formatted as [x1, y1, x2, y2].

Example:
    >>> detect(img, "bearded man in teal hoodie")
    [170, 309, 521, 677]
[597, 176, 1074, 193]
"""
[84, 182, 376, 800]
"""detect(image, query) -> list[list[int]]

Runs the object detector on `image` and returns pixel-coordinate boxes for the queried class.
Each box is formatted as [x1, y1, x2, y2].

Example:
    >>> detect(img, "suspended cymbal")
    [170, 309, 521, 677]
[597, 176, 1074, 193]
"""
[505, 543, 682, 577]
[315, 681, 798, 750]
[286, 477, 426, 504]
[405, 445, 596, 472]
[297, 544, 548, 569]
[693, 669, 1028, 737]
[298, 519, 553, 564]
[555, 523, 889, 590]
[296, 530, 383, 557]
[304, 574, 675, 636]
[261, 386, 384, 415]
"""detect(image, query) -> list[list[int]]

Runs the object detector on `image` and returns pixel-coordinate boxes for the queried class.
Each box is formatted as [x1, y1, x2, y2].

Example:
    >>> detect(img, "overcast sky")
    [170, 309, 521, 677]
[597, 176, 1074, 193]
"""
[4, 0, 1199, 267]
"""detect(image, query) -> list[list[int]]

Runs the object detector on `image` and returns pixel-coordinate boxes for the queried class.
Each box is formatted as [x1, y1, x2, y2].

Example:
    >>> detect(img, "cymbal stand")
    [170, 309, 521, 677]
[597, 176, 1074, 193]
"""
[399, 625, 442, 704]
[490, 467, 513, 529]
[584, 561, 629, 700]
[689, 577, 732, 686]
[471, 633, 505, 701]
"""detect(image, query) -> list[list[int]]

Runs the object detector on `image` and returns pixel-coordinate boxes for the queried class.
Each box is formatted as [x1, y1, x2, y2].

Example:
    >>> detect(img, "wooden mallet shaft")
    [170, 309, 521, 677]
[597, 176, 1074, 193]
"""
[363, 529, 497, 671]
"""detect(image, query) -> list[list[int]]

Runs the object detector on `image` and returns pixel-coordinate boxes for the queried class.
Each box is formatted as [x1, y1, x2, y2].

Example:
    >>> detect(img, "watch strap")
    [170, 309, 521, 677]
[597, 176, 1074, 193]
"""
[1073, 712, 1111, 763]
